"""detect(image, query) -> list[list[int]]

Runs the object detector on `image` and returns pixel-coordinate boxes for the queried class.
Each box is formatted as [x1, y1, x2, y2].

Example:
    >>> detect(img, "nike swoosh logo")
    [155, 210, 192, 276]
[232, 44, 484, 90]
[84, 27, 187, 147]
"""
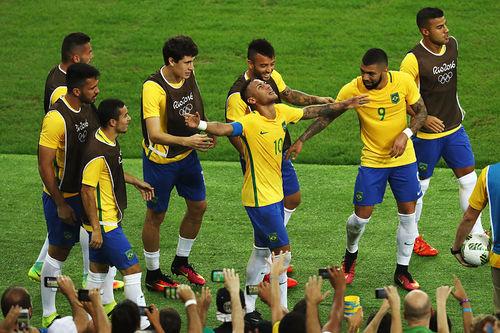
[404, 242, 414, 246]
[260, 131, 268, 135]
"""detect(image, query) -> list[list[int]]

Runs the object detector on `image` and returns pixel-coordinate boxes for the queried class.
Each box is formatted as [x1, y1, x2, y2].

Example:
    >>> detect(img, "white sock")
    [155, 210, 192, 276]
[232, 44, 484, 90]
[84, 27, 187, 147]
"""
[86, 271, 106, 290]
[35, 236, 49, 263]
[143, 250, 160, 271]
[245, 246, 271, 313]
[278, 252, 292, 310]
[176, 235, 195, 257]
[124, 272, 149, 330]
[346, 213, 370, 253]
[396, 213, 418, 265]
[41, 254, 63, 316]
[415, 178, 430, 224]
[284, 207, 295, 227]
[102, 267, 116, 305]
[458, 172, 484, 234]
[79, 227, 90, 276]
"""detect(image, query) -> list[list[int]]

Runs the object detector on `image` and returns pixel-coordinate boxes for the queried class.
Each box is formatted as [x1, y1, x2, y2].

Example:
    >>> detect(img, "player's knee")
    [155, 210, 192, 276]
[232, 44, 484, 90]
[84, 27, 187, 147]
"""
[121, 264, 141, 276]
[186, 200, 207, 219]
[145, 209, 165, 227]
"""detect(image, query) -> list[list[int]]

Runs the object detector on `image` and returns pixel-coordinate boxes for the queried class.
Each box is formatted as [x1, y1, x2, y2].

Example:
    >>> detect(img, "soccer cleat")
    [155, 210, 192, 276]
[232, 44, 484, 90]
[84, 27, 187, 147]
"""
[103, 301, 117, 317]
[244, 310, 264, 326]
[145, 272, 179, 292]
[172, 263, 206, 286]
[394, 272, 420, 291]
[113, 279, 124, 290]
[341, 258, 357, 284]
[262, 274, 298, 289]
[42, 312, 60, 328]
[413, 235, 439, 256]
[28, 261, 43, 282]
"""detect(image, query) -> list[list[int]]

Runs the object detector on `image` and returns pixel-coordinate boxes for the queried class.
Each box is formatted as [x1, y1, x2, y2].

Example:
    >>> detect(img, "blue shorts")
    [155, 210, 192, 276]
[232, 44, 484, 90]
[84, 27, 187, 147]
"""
[239, 151, 300, 197]
[245, 201, 289, 249]
[43, 193, 83, 248]
[88, 225, 139, 270]
[353, 163, 422, 206]
[143, 151, 206, 213]
[412, 126, 475, 179]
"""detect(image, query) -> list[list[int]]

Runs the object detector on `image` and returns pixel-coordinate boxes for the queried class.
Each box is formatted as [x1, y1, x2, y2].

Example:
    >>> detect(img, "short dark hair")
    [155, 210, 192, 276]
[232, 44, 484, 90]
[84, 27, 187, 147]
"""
[159, 308, 181, 333]
[366, 312, 391, 333]
[278, 311, 305, 333]
[429, 310, 452, 332]
[66, 63, 100, 92]
[97, 99, 125, 127]
[416, 7, 444, 29]
[239, 79, 253, 106]
[248, 39, 275, 61]
[1, 287, 31, 317]
[61, 32, 91, 63]
[362, 48, 388, 67]
[162, 35, 198, 65]
[291, 298, 307, 316]
[111, 300, 140, 333]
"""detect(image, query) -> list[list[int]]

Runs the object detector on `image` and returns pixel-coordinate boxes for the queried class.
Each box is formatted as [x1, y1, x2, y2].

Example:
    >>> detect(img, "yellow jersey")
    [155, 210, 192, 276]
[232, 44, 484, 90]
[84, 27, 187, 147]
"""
[336, 71, 420, 168]
[239, 104, 303, 207]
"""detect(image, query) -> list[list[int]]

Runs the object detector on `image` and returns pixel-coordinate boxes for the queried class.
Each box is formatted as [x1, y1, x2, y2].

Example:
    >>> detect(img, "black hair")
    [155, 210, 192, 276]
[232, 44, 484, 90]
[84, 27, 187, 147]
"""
[362, 48, 388, 67]
[429, 311, 452, 332]
[159, 308, 181, 333]
[416, 7, 444, 29]
[66, 63, 100, 92]
[97, 99, 125, 127]
[162, 35, 198, 65]
[239, 79, 253, 106]
[292, 298, 307, 316]
[366, 312, 392, 333]
[1, 287, 31, 317]
[111, 300, 140, 333]
[61, 32, 91, 62]
[247, 39, 275, 61]
[278, 311, 305, 333]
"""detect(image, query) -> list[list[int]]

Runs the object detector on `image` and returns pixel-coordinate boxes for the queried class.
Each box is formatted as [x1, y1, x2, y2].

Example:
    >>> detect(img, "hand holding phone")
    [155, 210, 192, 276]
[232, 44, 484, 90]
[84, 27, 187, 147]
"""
[318, 268, 330, 279]
[375, 288, 387, 299]
[78, 289, 90, 302]
[246, 285, 259, 295]
[211, 270, 224, 282]
[44, 276, 59, 289]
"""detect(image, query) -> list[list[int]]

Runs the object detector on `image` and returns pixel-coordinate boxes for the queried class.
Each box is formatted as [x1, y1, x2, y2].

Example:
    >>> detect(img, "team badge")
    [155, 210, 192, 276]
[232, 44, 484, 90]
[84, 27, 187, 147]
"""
[418, 162, 428, 173]
[64, 231, 73, 240]
[268, 232, 278, 242]
[125, 249, 136, 261]
[355, 191, 363, 202]
[390, 92, 400, 104]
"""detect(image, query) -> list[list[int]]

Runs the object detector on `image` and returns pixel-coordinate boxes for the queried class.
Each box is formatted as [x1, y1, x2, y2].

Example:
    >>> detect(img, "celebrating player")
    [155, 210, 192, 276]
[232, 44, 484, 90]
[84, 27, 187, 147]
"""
[81, 99, 154, 329]
[288, 49, 428, 291]
[400, 7, 484, 256]
[38, 63, 100, 327]
[185, 78, 367, 314]
[140, 35, 214, 291]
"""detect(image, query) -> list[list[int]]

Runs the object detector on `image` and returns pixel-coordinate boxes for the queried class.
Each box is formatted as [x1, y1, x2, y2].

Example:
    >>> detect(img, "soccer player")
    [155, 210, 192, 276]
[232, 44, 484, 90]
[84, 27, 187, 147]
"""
[141, 35, 214, 290]
[288, 49, 428, 291]
[400, 7, 484, 256]
[38, 63, 100, 327]
[226, 38, 335, 233]
[81, 99, 155, 329]
[184, 78, 367, 314]
[451, 162, 500, 313]
[30, 32, 94, 283]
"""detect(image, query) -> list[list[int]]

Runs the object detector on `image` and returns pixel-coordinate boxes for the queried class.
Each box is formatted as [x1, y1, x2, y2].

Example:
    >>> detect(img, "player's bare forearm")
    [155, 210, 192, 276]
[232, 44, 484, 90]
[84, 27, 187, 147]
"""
[228, 136, 245, 156]
[452, 207, 481, 250]
[81, 185, 100, 232]
[297, 115, 336, 143]
[38, 146, 66, 206]
[306, 301, 322, 333]
[323, 289, 344, 332]
[145, 117, 185, 146]
[302, 103, 348, 120]
[185, 305, 202, 333]
[124, 172, 139, 186]
[281, 87, 325, 106]
[409, 97, 428, 133]
[205, 122, 234, 136]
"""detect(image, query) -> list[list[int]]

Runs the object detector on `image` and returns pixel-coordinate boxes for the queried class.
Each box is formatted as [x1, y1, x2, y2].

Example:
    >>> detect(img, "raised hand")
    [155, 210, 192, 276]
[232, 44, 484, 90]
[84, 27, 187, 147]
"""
[177, 284, 196, 303]
[343, 94, 370, 109]
[304, 275, 330, 305]
[223, 268, 240, 295]
[327, 266, 346, 292]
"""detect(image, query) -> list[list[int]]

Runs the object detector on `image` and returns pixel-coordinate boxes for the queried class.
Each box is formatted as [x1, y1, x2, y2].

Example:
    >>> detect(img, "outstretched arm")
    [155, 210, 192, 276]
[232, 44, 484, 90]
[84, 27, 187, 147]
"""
[280, 86, 335, 106]
[301, 95, 369, 120]
[185, 112, 236, 136]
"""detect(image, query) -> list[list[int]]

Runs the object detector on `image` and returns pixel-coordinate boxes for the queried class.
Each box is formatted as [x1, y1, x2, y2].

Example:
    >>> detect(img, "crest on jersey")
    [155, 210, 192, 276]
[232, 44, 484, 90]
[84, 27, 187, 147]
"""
[268, 232, 278, 242]
[390, 92, 400, 104]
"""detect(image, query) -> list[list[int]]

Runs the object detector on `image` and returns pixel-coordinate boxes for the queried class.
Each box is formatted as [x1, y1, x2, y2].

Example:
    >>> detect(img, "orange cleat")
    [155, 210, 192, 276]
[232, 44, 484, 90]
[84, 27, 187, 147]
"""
[413, 235, 439, 256]
[341, 259, 356, 285]
[395, 272, 420, 291]
[172, 264, 206, 286]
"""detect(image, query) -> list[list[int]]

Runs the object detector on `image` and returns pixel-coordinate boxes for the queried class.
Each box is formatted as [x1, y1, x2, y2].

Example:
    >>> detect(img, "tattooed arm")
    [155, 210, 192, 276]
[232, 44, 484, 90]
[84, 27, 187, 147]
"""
[390, 97, 428, 158]
[280, 86, 335, 106]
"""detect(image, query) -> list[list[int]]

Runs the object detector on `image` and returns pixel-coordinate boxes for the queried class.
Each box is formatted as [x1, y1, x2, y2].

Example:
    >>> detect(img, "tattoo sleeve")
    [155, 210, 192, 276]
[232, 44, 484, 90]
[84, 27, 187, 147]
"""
[409, 97, 428, 133]
[297, 112, 343, 142]
[281, 86, 323, 106]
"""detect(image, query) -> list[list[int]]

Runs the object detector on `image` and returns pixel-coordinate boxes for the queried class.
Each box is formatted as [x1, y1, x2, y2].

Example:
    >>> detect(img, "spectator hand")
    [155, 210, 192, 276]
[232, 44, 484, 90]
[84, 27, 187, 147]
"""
[57, 275, 78, 301]
[305, 275, 330, 305]
[196, 286, 212, 312]
[451, 275, 468, 302]
[223, 268, 240, 295]
[145, 304, 162, 330]
[327, 266, 346, 292]
[0, 305, 21, 331]
[436, 285, 453, 304]
[177, 284, 196, 303]
[346, 307, 364, 333]
[258, 281, 272, 306]
[269, 252, 287, 279]
[384, 286, 400, 310]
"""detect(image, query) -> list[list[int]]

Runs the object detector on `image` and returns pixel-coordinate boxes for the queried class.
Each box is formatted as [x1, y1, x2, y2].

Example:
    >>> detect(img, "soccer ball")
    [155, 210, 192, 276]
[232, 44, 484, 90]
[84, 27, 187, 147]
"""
[461, 234, 490, 266]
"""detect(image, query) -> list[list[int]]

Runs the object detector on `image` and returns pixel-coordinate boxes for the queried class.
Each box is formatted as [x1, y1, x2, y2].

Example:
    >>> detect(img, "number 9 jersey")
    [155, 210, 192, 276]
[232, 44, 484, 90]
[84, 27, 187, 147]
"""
[336, 71, 421, 168]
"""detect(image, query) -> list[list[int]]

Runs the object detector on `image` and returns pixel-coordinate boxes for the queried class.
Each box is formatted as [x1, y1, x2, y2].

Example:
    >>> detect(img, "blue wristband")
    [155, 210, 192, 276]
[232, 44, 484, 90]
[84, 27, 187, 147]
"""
[462, 307, 472, 313]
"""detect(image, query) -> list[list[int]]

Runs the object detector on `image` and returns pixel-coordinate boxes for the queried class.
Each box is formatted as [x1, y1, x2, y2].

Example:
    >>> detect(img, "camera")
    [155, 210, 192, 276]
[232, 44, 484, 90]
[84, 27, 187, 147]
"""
[17, 309, 29, 330]
[246, 285, 259, 295]
[318, 268, 330, 278]
[44, 276, 59, 289]
[78, 289, 90, 302]
[211, 270, 224, 282]
[139, 306, 153, 316]
[375, 288, 387, 299]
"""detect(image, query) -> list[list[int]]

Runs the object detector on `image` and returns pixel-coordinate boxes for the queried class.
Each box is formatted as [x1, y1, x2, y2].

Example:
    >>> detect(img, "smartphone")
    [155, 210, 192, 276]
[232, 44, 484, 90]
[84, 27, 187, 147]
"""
[138, 306, 152, 316]
[17, 309, 29, 330]
[318, 268, 330, 278]
[78, 289, 90, 302]
[246, 285, 259, 295]
[211, 270, 224, 282]
[44, 276, 59, 289]
[375, 288, 387, 299]
[164, 286, 178, 299]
